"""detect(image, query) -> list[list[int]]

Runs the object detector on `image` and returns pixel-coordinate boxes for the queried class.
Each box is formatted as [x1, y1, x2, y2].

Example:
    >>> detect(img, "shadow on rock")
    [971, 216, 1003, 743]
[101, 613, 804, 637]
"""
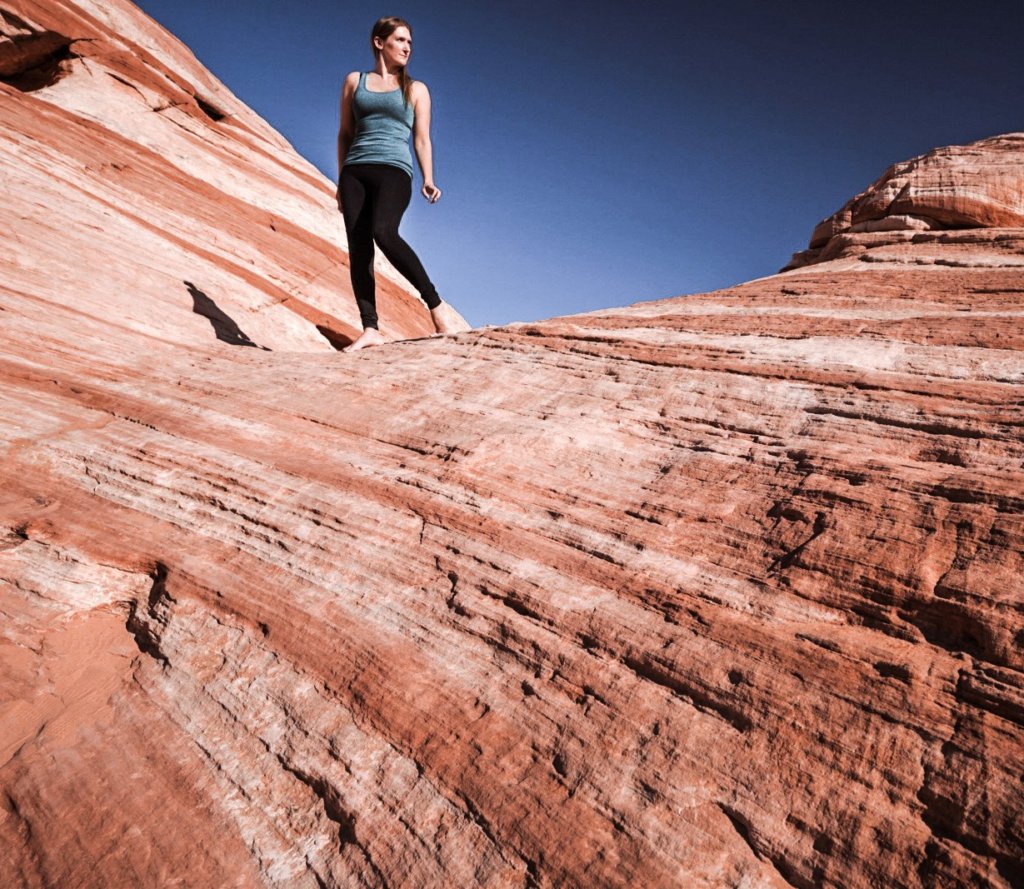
[186, 281, 269, 350]
[315, 325, 355, 350]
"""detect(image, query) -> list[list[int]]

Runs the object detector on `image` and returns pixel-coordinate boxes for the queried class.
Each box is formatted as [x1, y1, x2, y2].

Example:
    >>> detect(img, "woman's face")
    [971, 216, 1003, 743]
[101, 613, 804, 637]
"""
[376, 26, 412, 67]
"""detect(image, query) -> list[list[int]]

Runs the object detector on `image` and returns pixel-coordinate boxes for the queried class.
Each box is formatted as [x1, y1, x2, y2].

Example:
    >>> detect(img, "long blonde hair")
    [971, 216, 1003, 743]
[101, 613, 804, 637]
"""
[371, 16, 413, 105]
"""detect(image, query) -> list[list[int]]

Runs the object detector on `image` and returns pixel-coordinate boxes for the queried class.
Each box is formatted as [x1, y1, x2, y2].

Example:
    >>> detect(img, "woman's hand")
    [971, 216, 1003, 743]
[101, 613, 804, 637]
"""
[422, 182, 442, 204]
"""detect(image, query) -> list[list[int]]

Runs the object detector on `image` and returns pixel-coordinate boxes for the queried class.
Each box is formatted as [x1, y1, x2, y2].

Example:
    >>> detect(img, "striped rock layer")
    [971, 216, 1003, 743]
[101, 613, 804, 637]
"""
[2, 2, 1023, 888]
[786, 133, 1024, 271]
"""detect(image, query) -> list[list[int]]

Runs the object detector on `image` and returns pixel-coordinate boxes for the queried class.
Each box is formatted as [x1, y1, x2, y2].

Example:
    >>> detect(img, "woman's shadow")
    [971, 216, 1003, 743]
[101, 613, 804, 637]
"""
[186, 281, 270, 350]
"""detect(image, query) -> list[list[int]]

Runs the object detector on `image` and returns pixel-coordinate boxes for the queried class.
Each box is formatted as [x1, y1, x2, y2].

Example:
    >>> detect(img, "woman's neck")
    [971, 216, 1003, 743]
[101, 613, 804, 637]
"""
[373, 57, 402, 82]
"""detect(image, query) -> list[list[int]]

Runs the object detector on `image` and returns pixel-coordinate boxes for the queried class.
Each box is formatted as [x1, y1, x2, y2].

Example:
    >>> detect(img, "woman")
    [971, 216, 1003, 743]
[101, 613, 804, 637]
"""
[336, 16, 469, 351]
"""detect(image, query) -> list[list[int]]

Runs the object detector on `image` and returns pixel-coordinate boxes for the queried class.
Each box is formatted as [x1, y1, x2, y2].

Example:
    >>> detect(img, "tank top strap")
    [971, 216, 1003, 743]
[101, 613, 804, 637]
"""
[357, 71, 366, 91]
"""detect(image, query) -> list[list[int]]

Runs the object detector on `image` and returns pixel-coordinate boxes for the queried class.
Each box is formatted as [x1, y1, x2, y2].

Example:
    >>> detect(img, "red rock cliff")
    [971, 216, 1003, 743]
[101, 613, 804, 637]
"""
[2, 3, 1023, 888]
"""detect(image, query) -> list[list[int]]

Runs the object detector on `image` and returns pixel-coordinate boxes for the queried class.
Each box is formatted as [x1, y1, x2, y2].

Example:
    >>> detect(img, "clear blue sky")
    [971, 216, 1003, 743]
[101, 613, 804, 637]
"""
[134, 0, 1024, 328]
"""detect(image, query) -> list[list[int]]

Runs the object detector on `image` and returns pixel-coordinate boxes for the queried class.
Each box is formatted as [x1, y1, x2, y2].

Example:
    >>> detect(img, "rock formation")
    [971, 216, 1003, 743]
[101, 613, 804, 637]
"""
[785, 133, 1024, 271]
[2, 2, 1022, 888]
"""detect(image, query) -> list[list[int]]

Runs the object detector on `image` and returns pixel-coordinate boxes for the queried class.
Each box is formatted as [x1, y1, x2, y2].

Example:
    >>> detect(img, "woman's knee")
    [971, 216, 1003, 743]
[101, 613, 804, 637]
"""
[347, 238, 373, 264]
[372, 225, 403, 250]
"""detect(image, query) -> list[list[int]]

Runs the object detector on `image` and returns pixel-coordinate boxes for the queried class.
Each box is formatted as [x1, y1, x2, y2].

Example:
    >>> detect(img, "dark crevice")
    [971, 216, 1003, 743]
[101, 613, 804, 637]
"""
[718, 803, 812, 889]
[802, 405, 987, 440]
[928, 484, 1012, 509]
[445, 570, 471, 616]
[3, 791, 32, 842]
[453, 788, 519, 867]
[956, 666, 1024, 727]
[125, 562, 171, 665]
[524, 857, 541, 889]
[917, 783, 1024, 886]
[622, 655, 752, 733]
[873, 661, 913, 683]
[277, 758, 392, 886]
[105, 70, 146, 98]
[278, 759, 358, 847]
[996, 858, 1024, 887]
[630, 781, 657, 808]
[146, 561, 169, 609]
[719, 805, 759, 852]
[194, 94, 226, 122]
[0, 31, 75, 92]
[551, 751, 568, 778]
[0, 523, 29, 551]
[907, 600, 988, 661]
[498, 593, 544, 622]
[563, 538, 623, 566]
[475, 583, 546, 623]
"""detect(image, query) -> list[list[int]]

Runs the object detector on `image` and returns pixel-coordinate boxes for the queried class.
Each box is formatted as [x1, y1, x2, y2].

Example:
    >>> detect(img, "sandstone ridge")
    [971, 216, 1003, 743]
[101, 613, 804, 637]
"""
[2, 2, 1023, 888]
[785, 133, 1024, 272]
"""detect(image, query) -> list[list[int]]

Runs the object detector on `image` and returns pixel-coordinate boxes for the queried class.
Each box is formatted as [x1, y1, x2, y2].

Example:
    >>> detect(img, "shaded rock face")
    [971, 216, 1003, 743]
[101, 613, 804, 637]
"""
[2, 5, 1023, 889]
[0, 0, 441, 354]
[786, 133, 1024, 270]
[0, 9, 73, 89]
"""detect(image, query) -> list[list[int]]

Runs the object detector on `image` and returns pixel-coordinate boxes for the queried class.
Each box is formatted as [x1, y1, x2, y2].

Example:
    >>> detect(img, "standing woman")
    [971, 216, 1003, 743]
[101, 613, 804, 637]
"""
[337, 16, 469, 351]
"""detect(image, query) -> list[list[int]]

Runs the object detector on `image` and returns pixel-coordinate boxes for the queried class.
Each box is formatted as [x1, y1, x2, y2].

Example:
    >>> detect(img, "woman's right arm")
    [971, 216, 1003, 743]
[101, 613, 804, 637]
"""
[336, 71, 359, 210]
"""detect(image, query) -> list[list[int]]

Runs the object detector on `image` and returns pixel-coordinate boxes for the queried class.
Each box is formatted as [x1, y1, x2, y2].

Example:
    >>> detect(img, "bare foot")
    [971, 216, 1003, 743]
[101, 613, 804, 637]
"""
[430, 301, 472, 335]
[342, 327, 387, 352]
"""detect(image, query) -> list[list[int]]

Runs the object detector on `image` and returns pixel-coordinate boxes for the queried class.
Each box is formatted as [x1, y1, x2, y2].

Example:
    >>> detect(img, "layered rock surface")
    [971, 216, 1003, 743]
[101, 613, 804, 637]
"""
[786, 133, 1024, 271]
[2, 3, 1023, 888]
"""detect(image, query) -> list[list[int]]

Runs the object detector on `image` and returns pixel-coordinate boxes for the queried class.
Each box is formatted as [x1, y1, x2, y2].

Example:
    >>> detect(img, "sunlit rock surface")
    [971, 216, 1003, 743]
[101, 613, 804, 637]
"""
[786, 133, 1024, 271]
[2, 2, 1023, 887]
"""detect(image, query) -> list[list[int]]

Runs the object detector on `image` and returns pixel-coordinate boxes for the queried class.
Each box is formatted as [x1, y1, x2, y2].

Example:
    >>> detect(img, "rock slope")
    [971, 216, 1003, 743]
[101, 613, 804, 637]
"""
[2, 4, 1023, 888]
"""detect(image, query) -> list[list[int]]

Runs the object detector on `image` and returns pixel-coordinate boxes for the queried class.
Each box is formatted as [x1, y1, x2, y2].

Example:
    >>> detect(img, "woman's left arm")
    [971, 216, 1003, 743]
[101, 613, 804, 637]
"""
[412, 81, 441, 203]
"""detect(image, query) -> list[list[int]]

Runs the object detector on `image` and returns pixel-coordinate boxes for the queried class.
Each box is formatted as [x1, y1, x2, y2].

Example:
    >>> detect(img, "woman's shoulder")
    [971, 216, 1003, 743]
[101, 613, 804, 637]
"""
[343, 70, 361, 88]
[410, 79, 431, 99]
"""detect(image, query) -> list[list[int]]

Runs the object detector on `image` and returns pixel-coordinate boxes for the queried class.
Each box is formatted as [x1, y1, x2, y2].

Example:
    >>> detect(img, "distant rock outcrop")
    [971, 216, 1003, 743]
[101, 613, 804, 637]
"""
[0, 0, 446, 353]
[2, 2, 1023, 888]
[785, 133, 1024, 270]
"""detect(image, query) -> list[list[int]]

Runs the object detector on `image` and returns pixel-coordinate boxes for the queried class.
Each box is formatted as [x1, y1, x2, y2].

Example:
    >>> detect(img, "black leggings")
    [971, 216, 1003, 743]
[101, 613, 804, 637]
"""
[340, 163, 441, 329]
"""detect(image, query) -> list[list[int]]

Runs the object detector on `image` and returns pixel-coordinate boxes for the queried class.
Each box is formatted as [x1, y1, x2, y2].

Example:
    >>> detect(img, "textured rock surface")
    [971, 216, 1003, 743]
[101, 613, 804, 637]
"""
[786, 133, 1024, 270]
[2, 3, 1024, 888]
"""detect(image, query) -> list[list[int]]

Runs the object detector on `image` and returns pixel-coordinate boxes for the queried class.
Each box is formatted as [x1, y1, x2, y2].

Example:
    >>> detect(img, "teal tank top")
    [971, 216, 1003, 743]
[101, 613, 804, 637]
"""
[343, 72, 415, 178]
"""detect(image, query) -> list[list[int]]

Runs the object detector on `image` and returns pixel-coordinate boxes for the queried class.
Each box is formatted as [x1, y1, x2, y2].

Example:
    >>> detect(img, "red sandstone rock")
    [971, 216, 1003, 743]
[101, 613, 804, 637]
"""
[2, 2, 1023, 888]
[790, 133, 1024, 270]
